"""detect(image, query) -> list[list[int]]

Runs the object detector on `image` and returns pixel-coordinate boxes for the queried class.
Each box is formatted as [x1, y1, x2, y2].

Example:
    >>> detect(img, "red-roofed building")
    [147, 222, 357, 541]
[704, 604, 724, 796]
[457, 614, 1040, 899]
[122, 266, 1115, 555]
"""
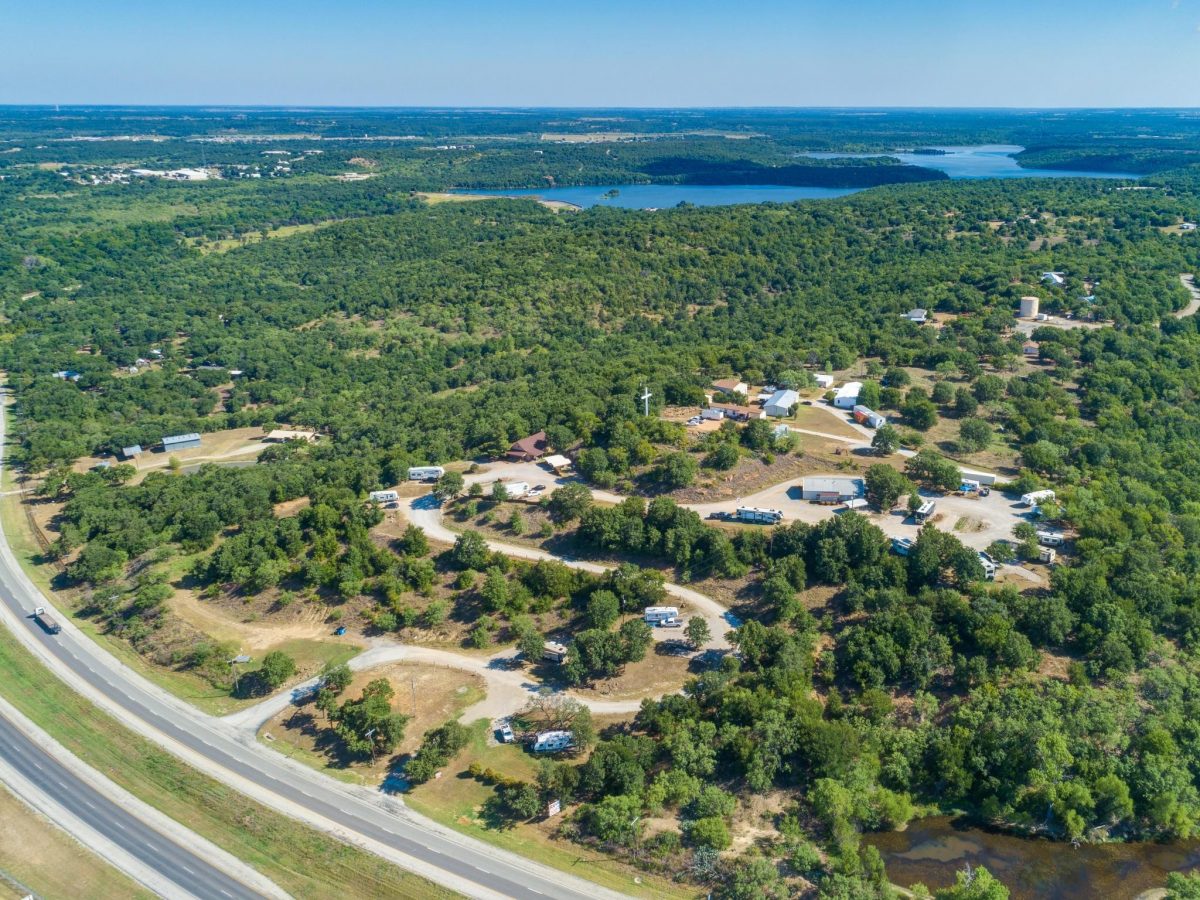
[508, 431, 549, 462]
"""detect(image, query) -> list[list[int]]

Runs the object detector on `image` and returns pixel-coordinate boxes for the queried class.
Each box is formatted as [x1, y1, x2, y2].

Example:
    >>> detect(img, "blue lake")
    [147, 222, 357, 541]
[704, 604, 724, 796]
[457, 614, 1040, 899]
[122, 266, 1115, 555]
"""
[456, 183, 862, 209]
[799, 144, 1141, 181]
[455, 146, 1140, 209]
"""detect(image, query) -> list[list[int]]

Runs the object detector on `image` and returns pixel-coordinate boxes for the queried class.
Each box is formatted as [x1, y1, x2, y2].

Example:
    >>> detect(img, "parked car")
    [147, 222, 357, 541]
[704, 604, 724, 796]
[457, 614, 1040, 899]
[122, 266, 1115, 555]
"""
[497, 724, 516, 744]
[657, 617, 683, 628]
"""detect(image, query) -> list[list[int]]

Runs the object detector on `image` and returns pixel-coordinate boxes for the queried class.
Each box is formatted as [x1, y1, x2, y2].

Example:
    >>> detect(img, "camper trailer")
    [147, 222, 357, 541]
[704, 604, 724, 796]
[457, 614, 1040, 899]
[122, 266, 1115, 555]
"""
[407, 466, 445, 482]
[643, 606, 680, 624]
[914, 500, 936, 524]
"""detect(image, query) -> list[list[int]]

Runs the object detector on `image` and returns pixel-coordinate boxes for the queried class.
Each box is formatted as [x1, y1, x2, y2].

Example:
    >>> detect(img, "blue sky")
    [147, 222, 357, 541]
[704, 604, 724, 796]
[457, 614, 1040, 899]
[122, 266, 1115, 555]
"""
[4, 0, 1198, 106]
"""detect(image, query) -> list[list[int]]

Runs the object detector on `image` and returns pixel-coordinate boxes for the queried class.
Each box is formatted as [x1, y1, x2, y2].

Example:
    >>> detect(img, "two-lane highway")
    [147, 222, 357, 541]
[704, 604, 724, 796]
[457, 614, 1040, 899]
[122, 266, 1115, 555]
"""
[0, 393, 626, 899]
[0, 713, 263, 900]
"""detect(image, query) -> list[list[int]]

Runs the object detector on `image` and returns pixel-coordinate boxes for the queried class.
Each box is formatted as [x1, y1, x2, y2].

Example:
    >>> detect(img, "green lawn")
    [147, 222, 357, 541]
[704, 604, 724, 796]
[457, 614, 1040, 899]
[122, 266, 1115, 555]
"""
[0, 623, 457, 900]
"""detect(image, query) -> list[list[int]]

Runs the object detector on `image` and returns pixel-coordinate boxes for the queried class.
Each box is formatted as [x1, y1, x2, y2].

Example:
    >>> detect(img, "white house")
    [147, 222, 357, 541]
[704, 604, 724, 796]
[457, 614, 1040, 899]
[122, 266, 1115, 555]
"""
[1041, 271, 1065, 286]
[833, 382, 862, 409]
[814, 373, 835, 389]
[904, 308, 928, 324]
[711, 377, 748, 397]
[533, 730, 575, 753]
[763, 389, 800, 417]
[801, 476, 865, 502]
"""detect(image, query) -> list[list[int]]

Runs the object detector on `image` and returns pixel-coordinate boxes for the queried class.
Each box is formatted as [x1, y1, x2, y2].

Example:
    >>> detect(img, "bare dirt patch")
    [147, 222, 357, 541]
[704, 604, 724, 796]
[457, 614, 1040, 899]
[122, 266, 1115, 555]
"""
[569, 645, 693, 702]
[669, 438, 856, 504]
[272, 496, 311, 517]
[262, 663, 485, 784]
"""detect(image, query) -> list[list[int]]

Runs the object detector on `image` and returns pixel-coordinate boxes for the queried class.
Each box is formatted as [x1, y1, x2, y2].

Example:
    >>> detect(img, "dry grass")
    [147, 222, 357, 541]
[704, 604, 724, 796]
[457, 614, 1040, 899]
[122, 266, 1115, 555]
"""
[569, 645, 694, 702]
[185, 221, 332, 254]
[72, 426, 272, 480]
[262, 663, 485, 784]
[0, 782, 152, 899]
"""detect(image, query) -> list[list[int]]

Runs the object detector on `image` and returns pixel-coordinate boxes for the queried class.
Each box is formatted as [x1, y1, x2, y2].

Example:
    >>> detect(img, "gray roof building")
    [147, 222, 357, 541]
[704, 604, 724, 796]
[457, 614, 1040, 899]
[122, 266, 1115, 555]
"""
[162, 433, 202, 451]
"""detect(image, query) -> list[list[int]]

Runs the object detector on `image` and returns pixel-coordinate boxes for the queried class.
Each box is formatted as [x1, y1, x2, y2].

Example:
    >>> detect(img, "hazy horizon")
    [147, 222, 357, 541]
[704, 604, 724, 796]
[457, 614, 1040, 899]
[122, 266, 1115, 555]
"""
[5, 0, 1199, 108]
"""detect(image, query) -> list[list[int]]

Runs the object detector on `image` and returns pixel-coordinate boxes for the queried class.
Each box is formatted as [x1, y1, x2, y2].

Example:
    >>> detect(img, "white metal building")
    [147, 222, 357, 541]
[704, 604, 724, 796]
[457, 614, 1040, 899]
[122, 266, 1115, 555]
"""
[800, 476, 865, 502]
[814, 373, 835, 389]
[764, 389, 800, 417]
[833, 382, 862, 409]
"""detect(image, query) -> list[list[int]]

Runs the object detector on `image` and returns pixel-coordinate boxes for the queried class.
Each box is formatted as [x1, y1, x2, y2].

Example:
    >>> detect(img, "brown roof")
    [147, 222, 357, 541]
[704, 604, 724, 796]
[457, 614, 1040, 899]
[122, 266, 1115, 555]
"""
[712, 378, 744, 391]
[508, 431, 548, 460]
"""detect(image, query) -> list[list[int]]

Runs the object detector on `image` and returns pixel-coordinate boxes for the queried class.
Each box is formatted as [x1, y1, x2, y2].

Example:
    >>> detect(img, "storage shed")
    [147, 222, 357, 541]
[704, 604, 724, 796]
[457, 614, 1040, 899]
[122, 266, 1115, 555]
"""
[162, 433, 201, 452]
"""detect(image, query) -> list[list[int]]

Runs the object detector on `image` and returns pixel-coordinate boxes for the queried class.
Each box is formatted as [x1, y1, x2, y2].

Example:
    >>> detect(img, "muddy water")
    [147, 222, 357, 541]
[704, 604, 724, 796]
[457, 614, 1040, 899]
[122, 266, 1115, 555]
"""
[866, 817, 1200, 899]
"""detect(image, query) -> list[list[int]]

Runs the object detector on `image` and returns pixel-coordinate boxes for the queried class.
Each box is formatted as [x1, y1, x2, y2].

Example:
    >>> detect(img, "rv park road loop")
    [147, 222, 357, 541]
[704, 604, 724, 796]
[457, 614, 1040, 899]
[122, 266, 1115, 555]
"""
[0, 389, 627, 900]
[0, 387, 1038, 900]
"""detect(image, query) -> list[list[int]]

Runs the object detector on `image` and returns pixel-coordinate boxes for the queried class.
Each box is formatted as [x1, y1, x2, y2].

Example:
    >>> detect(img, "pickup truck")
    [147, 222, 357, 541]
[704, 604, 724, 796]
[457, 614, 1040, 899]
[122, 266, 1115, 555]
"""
[33, 606, 61, 634]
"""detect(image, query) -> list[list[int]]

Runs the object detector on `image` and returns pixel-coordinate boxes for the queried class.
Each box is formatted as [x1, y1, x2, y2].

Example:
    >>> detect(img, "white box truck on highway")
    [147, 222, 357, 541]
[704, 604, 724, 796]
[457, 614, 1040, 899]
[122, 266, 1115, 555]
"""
[33, 606, 61, 634]
[644, 606, 679, 624]
[1021, 490, 1056, 507]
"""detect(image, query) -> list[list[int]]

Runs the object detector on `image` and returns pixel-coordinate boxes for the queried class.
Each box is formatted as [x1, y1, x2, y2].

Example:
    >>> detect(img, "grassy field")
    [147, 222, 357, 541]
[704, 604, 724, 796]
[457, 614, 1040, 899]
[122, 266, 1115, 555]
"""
[0, 782, 153, 900]
[184, 221, 332, 254]
[405, 721, 695, 900]
[0, 623, 456, 900]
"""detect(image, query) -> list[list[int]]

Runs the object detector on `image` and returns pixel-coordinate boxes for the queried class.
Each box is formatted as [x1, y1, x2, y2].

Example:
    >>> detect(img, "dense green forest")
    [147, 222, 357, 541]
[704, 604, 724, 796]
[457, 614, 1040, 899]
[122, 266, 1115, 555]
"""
[7, 108, 1200, 896]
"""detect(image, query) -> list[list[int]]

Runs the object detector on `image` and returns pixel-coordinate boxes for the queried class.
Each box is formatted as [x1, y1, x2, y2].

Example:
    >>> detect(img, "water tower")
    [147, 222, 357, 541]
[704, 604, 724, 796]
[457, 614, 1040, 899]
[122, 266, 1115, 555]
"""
[1019, 296, 1040, 319]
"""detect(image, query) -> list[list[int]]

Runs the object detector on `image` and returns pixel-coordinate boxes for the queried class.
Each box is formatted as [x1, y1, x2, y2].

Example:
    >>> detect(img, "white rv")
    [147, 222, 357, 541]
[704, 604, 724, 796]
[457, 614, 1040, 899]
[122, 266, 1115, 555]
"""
[1020, 490, 1056, 507]
[643, 606, 680, 624]
[497, 481, 530, 498]
[368, 490, 399, 505]
[735, 507, 784, 525]
[407, 466, 445, 482]
[533, 730, 575, 753]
